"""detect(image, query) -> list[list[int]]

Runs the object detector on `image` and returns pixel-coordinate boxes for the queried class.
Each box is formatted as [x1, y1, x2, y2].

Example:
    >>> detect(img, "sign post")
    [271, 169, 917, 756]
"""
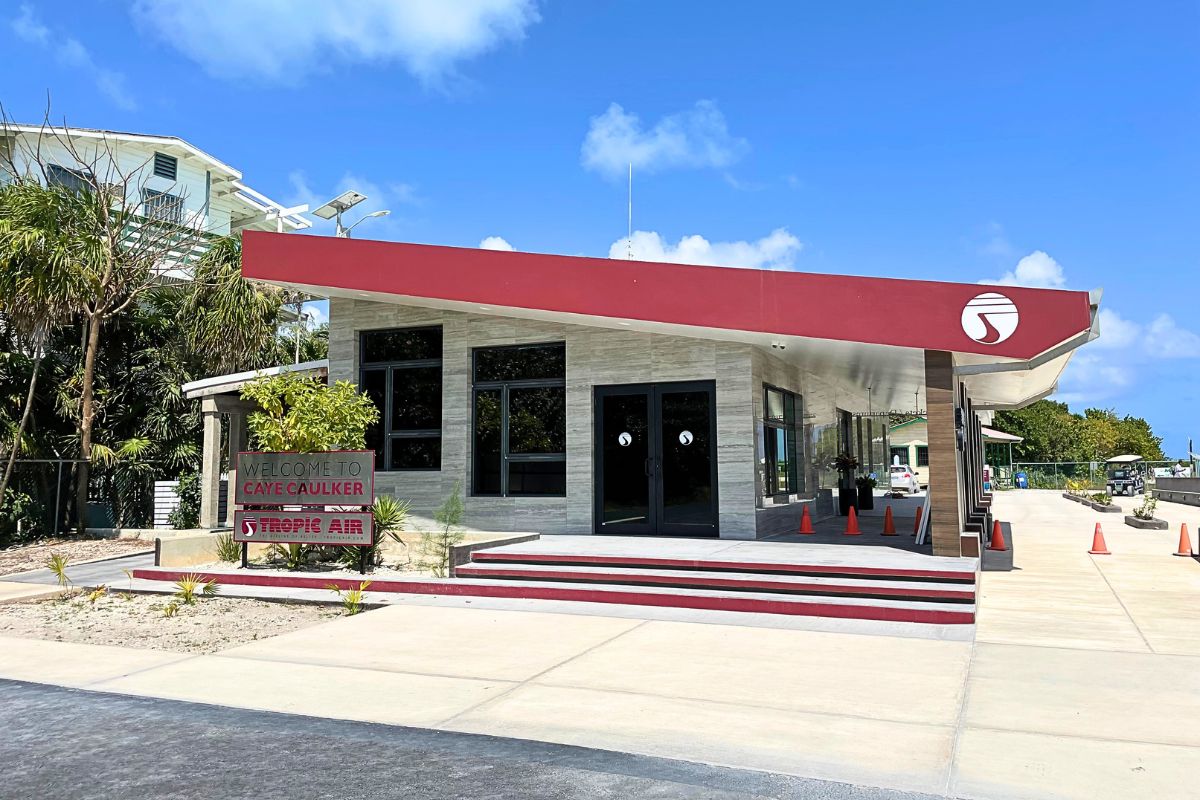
[234, 450, 375, 574]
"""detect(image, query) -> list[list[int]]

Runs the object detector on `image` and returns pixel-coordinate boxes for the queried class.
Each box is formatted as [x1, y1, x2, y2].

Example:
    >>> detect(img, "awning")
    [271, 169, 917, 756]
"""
[981, 426, 1023, 443]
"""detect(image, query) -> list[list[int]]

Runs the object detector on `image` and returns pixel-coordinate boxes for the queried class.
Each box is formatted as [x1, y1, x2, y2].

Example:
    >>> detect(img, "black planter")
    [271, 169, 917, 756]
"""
[838, 479, 859, 516]
[856, 486, 875, 511]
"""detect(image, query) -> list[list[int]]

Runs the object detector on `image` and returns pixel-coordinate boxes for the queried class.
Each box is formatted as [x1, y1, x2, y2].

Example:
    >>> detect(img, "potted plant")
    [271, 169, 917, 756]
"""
[833, 453, 859, 515]
[855, 475, 877, 510]
[1125, 494, 1168, 530]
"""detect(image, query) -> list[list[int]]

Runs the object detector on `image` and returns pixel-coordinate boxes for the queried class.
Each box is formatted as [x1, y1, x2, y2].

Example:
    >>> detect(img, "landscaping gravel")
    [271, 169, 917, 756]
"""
[0, 591, 343, 654]
[0, 538, 152, 577]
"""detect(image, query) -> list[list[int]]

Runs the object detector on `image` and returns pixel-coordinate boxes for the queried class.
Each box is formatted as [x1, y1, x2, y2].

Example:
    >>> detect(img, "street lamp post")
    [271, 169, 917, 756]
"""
[312, 190, 391, 238]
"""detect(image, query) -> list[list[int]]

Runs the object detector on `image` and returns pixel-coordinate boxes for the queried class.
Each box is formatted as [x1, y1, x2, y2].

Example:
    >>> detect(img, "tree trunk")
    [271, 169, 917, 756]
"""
[74, 313, 103, 537]
[0, 347, 44, 502]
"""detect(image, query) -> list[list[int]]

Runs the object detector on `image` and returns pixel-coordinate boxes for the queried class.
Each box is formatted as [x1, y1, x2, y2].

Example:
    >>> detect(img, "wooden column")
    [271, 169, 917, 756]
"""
[924, 350, 963, 557]
[198, 397, 222, 529]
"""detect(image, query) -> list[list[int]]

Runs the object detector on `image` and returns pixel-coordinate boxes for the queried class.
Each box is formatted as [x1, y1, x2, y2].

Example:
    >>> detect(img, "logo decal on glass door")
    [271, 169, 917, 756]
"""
[679, 430, 694, 445]
[961, 292, 1019, 345]
[617, 432, 632, 447]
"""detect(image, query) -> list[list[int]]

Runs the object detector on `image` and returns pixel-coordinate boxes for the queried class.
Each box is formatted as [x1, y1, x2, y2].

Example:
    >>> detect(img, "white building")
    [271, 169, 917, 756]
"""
[0, 123, 309, 276]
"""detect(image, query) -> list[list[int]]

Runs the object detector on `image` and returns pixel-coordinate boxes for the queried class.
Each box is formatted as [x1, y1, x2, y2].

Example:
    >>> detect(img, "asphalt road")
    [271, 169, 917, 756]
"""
[0, 679, 953, 800]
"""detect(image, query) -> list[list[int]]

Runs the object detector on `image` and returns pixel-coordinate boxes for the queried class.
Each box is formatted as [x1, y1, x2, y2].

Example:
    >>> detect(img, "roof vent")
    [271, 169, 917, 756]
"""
[153, 152, 178, 181]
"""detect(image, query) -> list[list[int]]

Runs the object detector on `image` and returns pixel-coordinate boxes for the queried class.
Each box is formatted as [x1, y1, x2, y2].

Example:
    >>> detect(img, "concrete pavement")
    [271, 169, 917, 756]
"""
[1, 490, 1198, 798]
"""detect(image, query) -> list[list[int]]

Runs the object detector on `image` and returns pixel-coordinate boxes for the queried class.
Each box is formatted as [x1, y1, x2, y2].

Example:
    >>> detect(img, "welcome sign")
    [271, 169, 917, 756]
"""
[235, 450, 374, 506]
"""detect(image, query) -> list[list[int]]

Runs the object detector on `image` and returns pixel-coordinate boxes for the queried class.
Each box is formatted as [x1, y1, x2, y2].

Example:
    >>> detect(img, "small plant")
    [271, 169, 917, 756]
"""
[214, 532, 241, 563]
[420, 482, 465, 578]
[328, 580, 371, 615]
[338, 495, 412, 571]
[86, 585, 108, 605]
[120, 568, 135, 599]
[271, 542, 311, 571]
[1133, 494, 1158, 520]
[855, 475, 877, 490]
[168, 471, 202, 529]
[45, 552, 71, 588]
[174, 573, 219, 605]
[162, 600, 181, 618]
[833, 453, 859, 473]
[1065, 478, 1089, 496]
[1090, 492, 1113, 506]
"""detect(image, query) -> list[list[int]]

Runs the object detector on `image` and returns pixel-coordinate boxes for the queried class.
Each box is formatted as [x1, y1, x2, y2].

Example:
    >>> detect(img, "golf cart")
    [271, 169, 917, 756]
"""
[1105, 454, 1145, 496]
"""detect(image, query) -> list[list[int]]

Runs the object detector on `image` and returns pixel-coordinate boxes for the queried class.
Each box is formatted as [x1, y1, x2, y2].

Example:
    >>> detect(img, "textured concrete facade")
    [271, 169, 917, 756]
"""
[330, 299, 868, 538]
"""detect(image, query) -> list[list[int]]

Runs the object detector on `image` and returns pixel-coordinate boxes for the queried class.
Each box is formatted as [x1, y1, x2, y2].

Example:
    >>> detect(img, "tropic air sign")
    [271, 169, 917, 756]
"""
[233, 450, 374, 547]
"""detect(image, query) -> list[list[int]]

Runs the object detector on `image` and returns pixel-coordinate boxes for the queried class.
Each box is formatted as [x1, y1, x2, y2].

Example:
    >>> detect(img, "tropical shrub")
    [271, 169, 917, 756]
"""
[241, 372, 378, 453]
[214, 531, 241, 563]
[337, 494, 411, 571]
[169, 471, 201, 529]
[1133, 494, 1158, 520]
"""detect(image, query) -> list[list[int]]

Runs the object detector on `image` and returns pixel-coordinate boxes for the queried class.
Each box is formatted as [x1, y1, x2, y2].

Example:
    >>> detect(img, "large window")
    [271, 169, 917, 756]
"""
[890, 446, 909, 466]
[472, 342, 566, 497]
[360, 326, 442, 471]
[142, 189, 184, 224]
[762, 385, 803, 497]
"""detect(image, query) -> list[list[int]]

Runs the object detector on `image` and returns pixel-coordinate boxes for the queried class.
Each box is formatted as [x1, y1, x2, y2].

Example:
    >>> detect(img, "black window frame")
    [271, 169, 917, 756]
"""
[359, 325, 443, 472]
[471, 342, 566, 497]
[762, 384, 803, 498]
[153, 151, 178, 180]
[916, 445, 930, 467]
[47, 164, 92, 192]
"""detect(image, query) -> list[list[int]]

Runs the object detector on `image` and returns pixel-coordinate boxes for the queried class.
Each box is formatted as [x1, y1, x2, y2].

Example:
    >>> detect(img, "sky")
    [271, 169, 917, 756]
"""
[3, 1, 1198, 454]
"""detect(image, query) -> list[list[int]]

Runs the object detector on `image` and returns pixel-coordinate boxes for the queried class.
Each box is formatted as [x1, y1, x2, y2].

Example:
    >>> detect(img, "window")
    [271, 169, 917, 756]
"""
[142, 189, 184, 224]
[360, 326, 442, 471]
[472, 342, 566, 497]
[153, 152, 178, 180]
[916, 445, 930, 467]
[47, 164, 91, 192]
[762, 385, 803, 497]
[890, 446, 908, 466]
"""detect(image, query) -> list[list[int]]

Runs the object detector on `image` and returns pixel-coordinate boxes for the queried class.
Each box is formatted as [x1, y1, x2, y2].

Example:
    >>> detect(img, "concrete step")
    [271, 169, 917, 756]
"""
[468, 549, 977, 584]
[454, 562, 976, 604]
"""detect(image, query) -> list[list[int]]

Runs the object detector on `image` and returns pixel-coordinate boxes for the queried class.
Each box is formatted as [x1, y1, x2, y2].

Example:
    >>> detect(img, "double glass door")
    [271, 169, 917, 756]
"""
[594, 381, 718, 537]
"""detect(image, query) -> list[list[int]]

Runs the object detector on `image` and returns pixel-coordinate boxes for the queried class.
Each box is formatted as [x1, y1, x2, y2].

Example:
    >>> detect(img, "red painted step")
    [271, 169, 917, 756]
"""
[469, 550, 977, 584]
[131, 567, 975, 625]
[454, 564, 976, 603]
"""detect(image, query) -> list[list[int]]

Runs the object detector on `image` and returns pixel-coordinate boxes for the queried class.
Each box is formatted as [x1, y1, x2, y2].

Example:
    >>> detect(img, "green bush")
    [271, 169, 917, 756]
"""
[168, 472, 201, 529]
[0, 489, 42, 546]
[214, 531, 241, 563]
[420, 482, 464, 578]
[337, 494, 411, 571]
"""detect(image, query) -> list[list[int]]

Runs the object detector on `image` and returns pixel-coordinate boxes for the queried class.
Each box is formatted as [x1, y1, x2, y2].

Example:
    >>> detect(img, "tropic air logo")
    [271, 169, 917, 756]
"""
[961, 292, 1019, 345]
[240, 516, 258, 537]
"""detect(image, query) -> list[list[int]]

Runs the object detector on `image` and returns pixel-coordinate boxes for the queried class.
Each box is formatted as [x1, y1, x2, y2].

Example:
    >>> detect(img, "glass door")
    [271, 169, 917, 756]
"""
[594, 381, 718, 537]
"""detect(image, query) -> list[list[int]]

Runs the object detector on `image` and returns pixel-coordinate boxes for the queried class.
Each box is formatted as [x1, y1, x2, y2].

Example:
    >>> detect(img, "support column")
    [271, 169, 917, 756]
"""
[198, 397, 222, 529]
[924, 350, 963, 557]
[225, 411, 247, 528]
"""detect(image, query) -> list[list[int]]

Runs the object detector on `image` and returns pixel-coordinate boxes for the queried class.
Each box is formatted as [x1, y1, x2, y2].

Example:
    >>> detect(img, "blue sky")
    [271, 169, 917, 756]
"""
[4, 1, 1198, 453]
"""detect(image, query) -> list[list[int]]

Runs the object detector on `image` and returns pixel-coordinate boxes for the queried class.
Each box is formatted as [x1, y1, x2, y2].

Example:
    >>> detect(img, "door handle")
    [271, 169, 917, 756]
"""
[644, 457, 655, 477]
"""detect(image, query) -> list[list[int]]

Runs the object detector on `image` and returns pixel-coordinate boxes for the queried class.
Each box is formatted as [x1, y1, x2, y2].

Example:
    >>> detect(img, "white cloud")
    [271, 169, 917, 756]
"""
[11, 4, 48, 44]
[1091, 308, 1142, 350]
[10, 6, 135, 110]
[479, 236, 514, 251]
[288, 171, 419, 239]
[609, 228, 801, 270]
[983, 250, 1067, 288]
[1146, 314, 1200, 358]
[131, 0, 539, 86]
[582, 101, 749, 179]
[976, 221, 1013, 258]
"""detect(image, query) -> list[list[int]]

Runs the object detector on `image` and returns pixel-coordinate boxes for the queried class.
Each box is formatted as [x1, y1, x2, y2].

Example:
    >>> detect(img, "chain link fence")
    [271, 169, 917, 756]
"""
[1010, 461, 1193, 491]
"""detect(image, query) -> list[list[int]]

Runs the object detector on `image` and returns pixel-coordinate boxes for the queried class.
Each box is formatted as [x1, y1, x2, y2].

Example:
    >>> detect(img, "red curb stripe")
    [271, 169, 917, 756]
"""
[130, 568, 974, 624]
[453, 565, 976, 602]
[468, 552, 977, 583]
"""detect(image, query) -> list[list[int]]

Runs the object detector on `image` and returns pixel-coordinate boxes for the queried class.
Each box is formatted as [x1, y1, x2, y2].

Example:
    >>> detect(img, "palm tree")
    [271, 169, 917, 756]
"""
[180, 235, 285, 374]
[0, 181, 88, 502]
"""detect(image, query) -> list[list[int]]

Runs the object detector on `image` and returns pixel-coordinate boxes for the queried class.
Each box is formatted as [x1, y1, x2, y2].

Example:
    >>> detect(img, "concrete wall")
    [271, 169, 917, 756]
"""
[1154, 477, 1200, 508]
[330, 299, 869, 539]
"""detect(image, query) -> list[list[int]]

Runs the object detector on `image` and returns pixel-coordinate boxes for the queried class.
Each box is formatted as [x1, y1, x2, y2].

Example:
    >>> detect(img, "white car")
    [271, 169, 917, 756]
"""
[890, 464, 920, 494]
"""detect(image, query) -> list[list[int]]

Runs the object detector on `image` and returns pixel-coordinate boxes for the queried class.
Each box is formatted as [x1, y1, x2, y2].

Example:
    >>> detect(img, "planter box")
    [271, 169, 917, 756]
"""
[1124, 515, 1169, 530]
[1090, 502, 1122, 513]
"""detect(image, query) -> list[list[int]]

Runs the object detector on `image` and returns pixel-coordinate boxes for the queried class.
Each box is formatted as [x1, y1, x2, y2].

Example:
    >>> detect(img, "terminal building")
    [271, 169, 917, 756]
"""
[228, 231, 1097, 559]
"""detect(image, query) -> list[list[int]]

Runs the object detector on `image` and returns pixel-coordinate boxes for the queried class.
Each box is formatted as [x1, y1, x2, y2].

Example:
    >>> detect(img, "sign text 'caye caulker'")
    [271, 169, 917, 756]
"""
[235, 450, 374, 507]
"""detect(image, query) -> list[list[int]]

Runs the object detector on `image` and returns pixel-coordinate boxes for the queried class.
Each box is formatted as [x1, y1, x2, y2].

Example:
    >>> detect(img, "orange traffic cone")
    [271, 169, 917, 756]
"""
[912, 505, 923, 537]
[881, 506, 897, 536]
[988, 519, 1007, 551]
[798, 504, 815, 534]
[1088, 523, 1111, 555]
[1173, 523, 1194, 558]
[844, 506, 862, 535]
